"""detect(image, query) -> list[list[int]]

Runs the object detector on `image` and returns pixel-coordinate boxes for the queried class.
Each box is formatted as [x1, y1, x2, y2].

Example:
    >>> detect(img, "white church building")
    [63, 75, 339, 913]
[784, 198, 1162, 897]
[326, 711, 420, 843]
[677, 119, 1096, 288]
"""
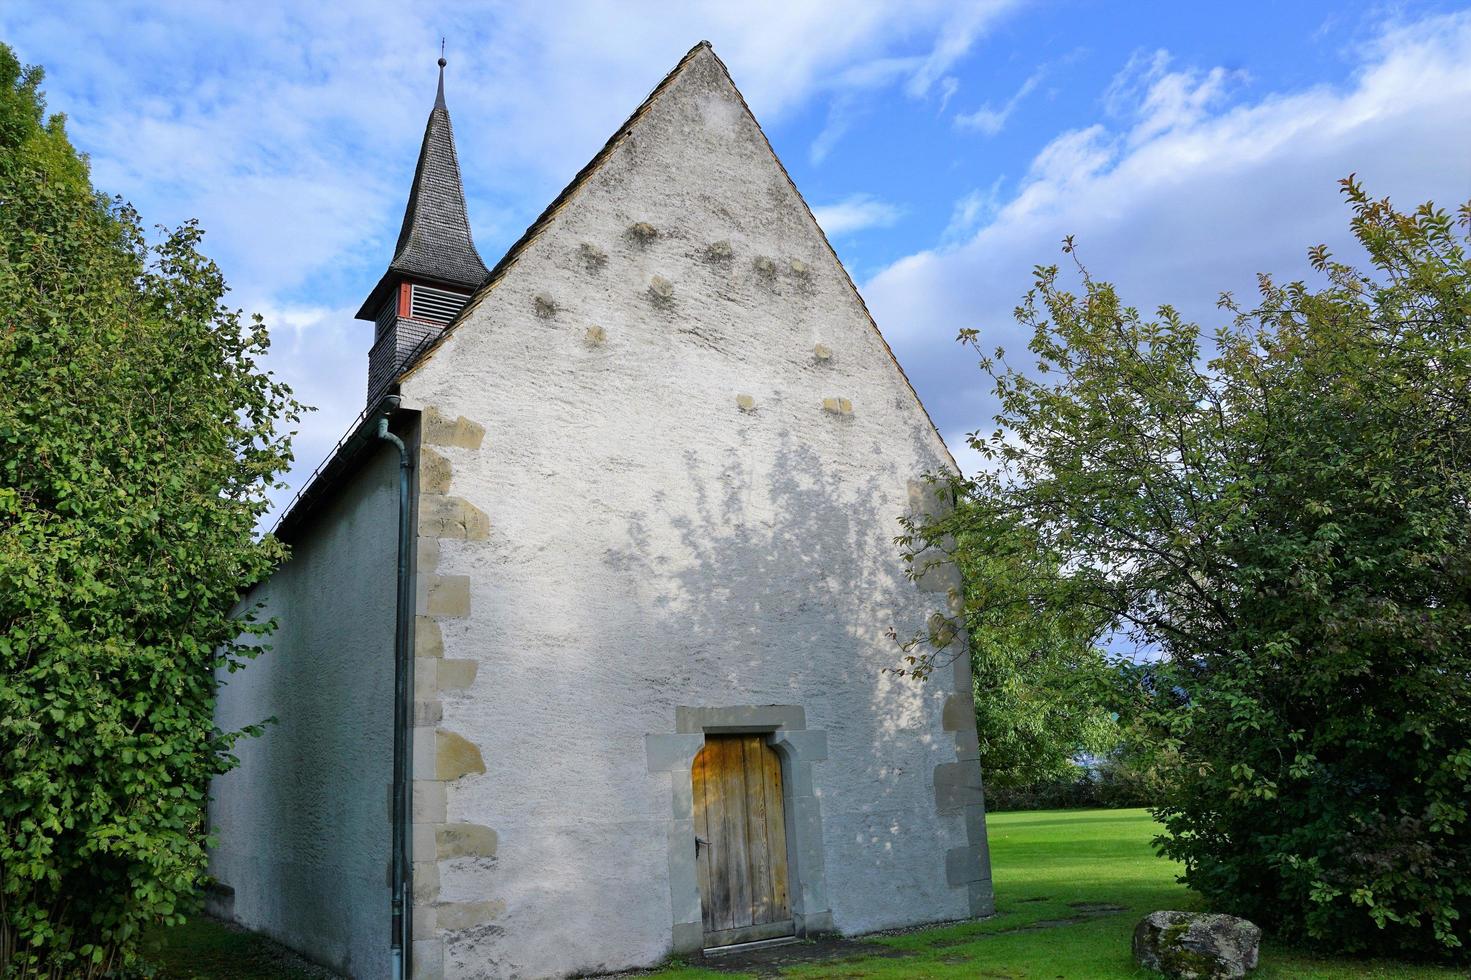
[208, 41, 992, 980]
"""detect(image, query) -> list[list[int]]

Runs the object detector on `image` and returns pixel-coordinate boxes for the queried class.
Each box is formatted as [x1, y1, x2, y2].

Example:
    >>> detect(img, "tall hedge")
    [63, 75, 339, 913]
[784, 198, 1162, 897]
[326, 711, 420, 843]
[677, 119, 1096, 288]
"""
[0, 46, 301, 974]
[909, 180, 1471, 959]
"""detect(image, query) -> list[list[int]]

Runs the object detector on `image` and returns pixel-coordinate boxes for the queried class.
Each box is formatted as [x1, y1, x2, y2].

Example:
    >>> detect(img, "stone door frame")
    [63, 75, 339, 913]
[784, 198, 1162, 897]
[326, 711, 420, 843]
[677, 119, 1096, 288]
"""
[645, 705, 832, 953]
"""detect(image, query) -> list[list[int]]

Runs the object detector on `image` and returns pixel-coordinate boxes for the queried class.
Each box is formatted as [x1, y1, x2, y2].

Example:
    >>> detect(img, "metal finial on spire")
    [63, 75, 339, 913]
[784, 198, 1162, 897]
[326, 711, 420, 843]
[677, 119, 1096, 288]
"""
[435, 38, 447, 108]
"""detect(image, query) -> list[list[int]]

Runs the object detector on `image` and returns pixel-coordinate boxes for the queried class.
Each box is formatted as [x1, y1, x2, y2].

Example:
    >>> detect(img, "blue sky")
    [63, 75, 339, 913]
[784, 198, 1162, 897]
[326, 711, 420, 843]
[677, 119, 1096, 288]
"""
[4, 1, 1470, 520]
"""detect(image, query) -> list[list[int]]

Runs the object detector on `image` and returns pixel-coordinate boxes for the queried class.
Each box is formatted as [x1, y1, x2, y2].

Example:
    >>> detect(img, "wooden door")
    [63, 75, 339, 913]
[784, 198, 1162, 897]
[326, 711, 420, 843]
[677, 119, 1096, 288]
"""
[692, 734, 793, 947]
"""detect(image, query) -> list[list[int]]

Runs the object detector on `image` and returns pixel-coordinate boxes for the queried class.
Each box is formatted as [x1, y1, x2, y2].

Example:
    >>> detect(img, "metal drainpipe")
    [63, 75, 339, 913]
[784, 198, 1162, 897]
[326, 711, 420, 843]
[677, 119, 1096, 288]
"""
[376, 398, 414, 980]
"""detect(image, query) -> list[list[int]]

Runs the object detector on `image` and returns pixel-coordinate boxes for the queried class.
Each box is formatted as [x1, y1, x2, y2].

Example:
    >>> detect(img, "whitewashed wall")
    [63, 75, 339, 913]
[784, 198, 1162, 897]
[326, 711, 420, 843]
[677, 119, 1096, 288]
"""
[401, 46, 986, 980]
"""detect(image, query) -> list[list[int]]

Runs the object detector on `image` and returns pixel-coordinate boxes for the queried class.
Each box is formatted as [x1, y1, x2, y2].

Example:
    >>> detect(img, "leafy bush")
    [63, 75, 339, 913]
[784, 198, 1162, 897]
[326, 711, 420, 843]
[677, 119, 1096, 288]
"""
[908, 180, 1471, 959]
[908, 505, 1121, 789]
[0, 47, 300, 975]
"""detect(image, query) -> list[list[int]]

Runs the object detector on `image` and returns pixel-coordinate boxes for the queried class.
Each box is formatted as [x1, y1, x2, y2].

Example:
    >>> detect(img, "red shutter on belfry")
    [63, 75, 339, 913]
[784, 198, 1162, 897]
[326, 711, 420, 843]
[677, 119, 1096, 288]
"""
[398, 282, 413, 318]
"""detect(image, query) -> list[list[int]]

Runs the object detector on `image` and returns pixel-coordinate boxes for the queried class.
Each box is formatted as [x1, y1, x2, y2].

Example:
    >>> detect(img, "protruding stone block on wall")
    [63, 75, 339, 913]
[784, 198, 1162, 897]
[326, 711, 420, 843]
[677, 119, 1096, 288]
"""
[435, 899, 505, 931]
[704, 239, 733, 262]
[736, 393, 756, 412]
[585, 324, 607, 346]
[945, 844, 986, 886]
[627, 221, 658, 243]
[415, 616, 443, 658]
[416, 535, 440, 575]
[934, 761, 986, 814]
[411, 938, 443, 980]
[436, 731, 485, 781]
[420, 495, 490, 540]
[412, 903, 436, 937]
[914, 549, 961, 593]
[577, 242, 608, 270]
[423, 408, 485, 450]
[534, 293, 558, 318]
[942, 692, 977, 732]
[419, 447, 454, 494]
[822, 397, 853, 415]
[426, 575, 471, 618]
[928, 611, 958, 648]
[969, 878, 996, 917]
[436, 822, 498, 860]
[413, 861, 440, 903]
[649, 275, 674, 304]
[813, 343, 832, 362]
[437, 659, 478, 691]
[413, 780, 446, 824]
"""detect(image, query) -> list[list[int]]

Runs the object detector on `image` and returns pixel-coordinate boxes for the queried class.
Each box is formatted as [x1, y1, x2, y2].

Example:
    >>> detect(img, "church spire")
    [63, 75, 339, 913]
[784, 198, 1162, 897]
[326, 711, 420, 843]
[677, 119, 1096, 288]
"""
[358, 53, 489, 404]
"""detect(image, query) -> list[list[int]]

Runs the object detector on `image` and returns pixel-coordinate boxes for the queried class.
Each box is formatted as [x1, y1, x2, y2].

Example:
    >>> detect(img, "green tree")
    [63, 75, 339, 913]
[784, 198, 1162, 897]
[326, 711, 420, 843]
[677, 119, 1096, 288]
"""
[907, 179, 1471, 958]
[905, 503, 1119, 789]
[0, 45, 302, 974]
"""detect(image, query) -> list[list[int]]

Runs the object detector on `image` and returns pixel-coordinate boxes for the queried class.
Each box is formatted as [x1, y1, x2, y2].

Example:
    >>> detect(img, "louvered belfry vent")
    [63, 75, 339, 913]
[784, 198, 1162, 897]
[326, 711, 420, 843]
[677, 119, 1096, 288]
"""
[357, 56, 489, 405]
[410, 283, 471, 325]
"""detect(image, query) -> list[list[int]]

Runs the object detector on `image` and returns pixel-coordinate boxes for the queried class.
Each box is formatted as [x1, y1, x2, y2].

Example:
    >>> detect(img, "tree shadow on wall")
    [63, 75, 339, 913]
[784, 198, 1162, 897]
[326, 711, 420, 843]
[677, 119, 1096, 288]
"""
[605, 428, 959, 900]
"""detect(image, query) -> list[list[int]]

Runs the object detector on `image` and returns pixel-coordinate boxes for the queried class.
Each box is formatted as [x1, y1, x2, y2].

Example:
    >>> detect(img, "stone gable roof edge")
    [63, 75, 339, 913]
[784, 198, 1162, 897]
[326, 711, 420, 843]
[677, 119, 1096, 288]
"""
[397, 38, 958, 474]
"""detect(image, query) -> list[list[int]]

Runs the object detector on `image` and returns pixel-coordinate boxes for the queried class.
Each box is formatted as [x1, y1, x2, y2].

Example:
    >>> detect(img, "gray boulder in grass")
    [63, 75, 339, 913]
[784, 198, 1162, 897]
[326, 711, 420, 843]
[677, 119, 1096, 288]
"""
[1133, 911, 1262, 979]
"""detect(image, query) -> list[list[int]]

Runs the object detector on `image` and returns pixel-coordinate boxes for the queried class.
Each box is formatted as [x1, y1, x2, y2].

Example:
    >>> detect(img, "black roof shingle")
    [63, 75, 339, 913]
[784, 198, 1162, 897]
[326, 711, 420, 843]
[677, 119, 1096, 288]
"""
[355, 62, 489, 320]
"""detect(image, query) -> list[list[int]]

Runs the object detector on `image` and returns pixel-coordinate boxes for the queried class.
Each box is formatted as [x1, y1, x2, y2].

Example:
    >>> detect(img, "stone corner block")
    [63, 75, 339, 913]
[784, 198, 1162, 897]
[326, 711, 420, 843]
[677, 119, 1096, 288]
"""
[968, 878, 996, 917]
[412, 903, 437, 938]
[436, 822, 498, 860]
[438, 659, 478, 691]
[945, 844, 987, 886]
[414, 616, 444, 658]
[915, 551, 962, 593]
[436, 730, 485, 781]
[420, 495, 489, 540]
[410, 938, 443, 980]
[425, 575, 471, 618]
[942, 692, 978, 733]
[934, 760, 985, 813]
[435, 899, 505, 932]
[413, 780, 446, 824]
[412, 861, 440, 903]
[419, 446, 453, 494]
[422, 408, 485, 449]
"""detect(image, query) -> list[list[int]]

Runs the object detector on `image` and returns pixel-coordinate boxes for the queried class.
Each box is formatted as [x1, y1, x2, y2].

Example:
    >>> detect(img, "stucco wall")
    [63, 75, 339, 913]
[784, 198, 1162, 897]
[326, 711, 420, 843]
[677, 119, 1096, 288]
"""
[210, 443, 401, 979]
[400, 46, 988, 980]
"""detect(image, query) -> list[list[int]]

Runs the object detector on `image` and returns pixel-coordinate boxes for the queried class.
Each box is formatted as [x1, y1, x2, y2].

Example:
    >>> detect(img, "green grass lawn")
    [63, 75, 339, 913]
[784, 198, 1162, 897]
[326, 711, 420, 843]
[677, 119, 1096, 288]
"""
[148, 809, 1462, 978]
[647, 808, 1463, 980]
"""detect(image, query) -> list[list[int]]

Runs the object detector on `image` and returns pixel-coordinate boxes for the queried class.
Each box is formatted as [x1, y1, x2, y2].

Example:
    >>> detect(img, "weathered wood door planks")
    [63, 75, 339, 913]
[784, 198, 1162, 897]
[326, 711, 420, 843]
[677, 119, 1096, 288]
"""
[692, 734, 793, 947]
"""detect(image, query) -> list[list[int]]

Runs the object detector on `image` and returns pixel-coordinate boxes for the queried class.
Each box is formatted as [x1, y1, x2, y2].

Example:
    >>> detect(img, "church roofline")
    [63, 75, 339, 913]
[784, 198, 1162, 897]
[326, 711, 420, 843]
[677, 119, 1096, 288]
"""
[278, 39, 960, 543]
[396, 39, 958, 472]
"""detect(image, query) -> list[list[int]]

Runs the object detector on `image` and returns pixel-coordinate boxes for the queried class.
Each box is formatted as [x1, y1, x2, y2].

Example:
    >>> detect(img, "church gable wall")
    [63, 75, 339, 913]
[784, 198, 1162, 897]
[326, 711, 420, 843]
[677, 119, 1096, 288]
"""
[398, 47, 988, 979]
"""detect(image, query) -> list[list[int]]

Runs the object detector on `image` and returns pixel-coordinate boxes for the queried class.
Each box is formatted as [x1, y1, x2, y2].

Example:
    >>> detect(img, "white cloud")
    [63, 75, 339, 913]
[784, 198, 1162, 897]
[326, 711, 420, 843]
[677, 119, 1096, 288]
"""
[864, 10, 1471, 446]
[944, 175, 1007, 241]
[1103, 48, 1244, 145]
[954, 67, 1043, 135]
[812, 194, 904, 236]
[0, 0, 1023, 523]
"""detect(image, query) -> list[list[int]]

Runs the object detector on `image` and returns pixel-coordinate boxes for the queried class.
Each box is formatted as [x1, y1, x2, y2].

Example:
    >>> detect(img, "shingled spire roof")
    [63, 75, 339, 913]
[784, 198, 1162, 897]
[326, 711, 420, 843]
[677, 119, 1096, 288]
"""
[355, 57, 489, 319]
